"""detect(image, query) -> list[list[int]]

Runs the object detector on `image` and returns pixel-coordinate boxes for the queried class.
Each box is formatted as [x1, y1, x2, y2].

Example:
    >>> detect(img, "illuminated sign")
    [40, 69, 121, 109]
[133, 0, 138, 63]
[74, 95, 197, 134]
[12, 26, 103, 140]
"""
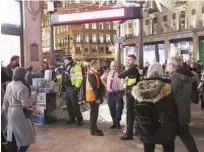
[51, 7, 142, 25]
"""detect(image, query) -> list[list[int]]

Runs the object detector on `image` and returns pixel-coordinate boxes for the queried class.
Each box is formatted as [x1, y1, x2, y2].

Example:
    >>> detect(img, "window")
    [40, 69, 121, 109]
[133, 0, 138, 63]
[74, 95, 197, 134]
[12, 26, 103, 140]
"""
[76, 34, 81, 42]
[105, 46, 112, 54]
[163, 15, 167, 21]
[106, 22, 111, 30]
[84, 48, 89, 54]
[85, 24, 89, 29]
[99, 23, 104, 29]
[172, 13, 176, 19]
[75, 47, 81, 54]
[92, 47, 97, 54]
[85, 34, 89, 42]
[153, 18, 157, 24]
[113, 23, 117, 30]
[145, 20, 149, 25]
[192, 9, 196, 15]
[99, 47, 104, 54]
[128, 22, 132, 28]
[92, 34, 97, 42]
[99, 35, 104, 43]
[106, 34, 111, 42]
[92, 23, 97, 29]
[202, 6, 204, 13]
[180, 11, 185, 18]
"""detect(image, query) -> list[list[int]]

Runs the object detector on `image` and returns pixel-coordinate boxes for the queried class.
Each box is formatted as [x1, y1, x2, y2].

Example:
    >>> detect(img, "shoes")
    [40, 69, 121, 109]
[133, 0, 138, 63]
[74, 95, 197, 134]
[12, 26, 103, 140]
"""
[76, 121, 83, 126]
[110, 124, 116, 129]
[91, 131, 104, 136]
[120, 134, 133, 140]
[66, 119, 76, 124]
[97, 129, 103, 133]
[116, 123, 121, 129]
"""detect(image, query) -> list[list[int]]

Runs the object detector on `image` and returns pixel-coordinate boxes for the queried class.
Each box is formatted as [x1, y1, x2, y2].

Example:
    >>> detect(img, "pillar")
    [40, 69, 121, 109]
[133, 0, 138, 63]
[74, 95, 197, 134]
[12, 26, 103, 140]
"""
[193, 32, 199, 60]
[138, 5, 144, 68]
[23, 1, 42, 69]
[165, 38, 170, 60]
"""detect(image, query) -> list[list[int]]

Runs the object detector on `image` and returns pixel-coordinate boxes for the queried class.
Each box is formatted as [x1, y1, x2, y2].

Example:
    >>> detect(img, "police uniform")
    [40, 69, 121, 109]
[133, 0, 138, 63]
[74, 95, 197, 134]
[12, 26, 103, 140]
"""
[118, 64, 140, 140]
[101, 70, 124, 128]
[62, 61, 83, 124]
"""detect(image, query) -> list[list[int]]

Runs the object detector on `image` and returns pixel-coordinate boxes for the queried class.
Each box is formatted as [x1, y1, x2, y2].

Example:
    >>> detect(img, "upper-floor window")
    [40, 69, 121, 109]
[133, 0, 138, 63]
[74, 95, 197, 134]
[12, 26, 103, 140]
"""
[106, 34, 111, 42]
[99, 35, 104, 43]
[75, 47, 81, 54]
[172, 13, 176, 19]
[92, 34, 97, 42]
[92, 23, 97, 29]
[99, 47, 104, 54]
[113, 23, 117, 30]
[99, 23, 104, 29]
[153, 18, 157, 24]
[106, 22, 111, 30]
[85, 24, 89, 29]
[145, 20, 149, 25]
[128, 22, 132, 28]
[92, 47, 97, 54]
[84, 48, 89, 54]
[180, 11, 186, 18]
[85, 34, 89, 42]
[192, 9, 196, 15]
[202, 6, 204, 14]
[163, 15, 167, 22]
[76, 34, 81, 42]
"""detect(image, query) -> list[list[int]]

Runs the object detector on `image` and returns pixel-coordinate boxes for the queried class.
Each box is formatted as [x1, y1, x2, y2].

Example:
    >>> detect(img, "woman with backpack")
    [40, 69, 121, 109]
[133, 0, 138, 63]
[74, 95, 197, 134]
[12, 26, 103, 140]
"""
[131, 62, 179, 152]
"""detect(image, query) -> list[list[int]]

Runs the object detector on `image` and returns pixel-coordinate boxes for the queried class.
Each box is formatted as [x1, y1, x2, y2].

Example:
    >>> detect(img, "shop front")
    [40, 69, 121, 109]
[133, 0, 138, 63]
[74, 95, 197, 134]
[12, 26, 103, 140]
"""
[169, 38, 193, 62]
[199, 36, 204, 63]
[143, 41, 165, 65]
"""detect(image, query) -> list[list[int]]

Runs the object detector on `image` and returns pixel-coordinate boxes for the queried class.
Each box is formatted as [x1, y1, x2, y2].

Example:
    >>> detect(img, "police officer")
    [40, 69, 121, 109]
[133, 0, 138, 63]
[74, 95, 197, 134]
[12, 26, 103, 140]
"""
[118, 54, 140, 140]
[62, 56, 83, 126]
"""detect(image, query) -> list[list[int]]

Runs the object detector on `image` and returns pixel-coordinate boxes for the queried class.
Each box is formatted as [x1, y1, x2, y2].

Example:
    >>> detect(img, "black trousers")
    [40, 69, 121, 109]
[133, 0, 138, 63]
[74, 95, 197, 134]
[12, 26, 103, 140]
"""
[143, 141, 175, 152]
[126, 92, 135, 137]
[178, 125, 199, 152]
[65, 87, 83, 122]
[7, 133, 29, 152]
[89, 101, 99, 133]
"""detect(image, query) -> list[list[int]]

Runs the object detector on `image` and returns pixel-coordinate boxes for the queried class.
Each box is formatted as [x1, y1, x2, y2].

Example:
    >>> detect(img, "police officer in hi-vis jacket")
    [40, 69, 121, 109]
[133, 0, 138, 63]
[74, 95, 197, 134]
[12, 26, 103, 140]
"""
[119, 54, 140, 140]
[61, 56, 83, 126]
[86, 60, 105, 136]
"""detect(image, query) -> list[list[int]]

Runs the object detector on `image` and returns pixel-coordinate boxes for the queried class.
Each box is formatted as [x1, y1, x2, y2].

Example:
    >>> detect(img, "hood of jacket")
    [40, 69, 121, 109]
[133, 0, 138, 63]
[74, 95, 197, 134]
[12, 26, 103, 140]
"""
[170, 71, 192, 84]
[132, 80, 171, 103]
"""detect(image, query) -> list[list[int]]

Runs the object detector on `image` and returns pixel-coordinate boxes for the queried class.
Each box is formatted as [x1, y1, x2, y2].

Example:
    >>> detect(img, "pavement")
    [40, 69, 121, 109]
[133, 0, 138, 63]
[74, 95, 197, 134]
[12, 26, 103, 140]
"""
[28, 104, 204, 152]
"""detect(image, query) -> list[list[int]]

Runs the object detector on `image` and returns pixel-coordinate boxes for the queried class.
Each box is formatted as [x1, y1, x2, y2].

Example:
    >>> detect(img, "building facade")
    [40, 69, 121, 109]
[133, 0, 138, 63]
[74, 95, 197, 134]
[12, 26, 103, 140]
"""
[121, 0, 204, 65]
[41, 1, 117, 63]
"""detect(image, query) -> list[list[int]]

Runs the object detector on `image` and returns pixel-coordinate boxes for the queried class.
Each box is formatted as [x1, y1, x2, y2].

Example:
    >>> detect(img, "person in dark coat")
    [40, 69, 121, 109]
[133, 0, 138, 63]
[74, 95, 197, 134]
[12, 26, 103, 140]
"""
[131, 62, 179, 152]
[37, 64, 45, 78]
[1, 66, 11, 84]
[168, 56, 199, 152]
[5, 55, 20, 79]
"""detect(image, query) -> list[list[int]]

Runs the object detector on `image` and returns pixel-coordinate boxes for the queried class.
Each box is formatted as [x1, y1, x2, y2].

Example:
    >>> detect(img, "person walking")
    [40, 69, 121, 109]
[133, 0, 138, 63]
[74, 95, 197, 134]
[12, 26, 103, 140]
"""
[86, 60, 105, 136]
[168, 56, 199, 152]
[119, 54, 140, 140]
[62, 56, 83, 125]
[131, 62, 179, 152]
[2, 67, 37, 152]
[101, 61, 124, 129]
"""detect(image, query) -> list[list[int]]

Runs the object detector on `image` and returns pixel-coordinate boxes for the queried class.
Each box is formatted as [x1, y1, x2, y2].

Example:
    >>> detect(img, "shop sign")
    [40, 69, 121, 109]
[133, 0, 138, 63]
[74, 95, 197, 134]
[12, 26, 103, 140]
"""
[199, 40, 204, 62]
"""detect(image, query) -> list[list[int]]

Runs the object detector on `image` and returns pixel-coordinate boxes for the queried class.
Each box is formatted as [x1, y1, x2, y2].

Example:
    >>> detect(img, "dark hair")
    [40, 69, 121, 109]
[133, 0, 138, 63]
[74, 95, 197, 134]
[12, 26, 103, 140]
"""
[10, 55, 20, 62]
[128, 54, 137, 60]
[13, 77, 31, 95]
[27, 66, 33, 72]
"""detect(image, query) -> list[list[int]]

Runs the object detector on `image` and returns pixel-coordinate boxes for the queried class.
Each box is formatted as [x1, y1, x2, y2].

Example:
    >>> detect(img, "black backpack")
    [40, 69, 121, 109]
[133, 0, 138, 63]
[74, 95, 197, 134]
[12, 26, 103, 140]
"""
[135, 102, 160, 136]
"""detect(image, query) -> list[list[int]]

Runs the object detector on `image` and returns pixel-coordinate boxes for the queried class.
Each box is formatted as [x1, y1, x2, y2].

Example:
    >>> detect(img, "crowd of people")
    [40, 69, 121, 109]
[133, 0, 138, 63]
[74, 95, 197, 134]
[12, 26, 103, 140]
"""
[1, 54, 204, 152]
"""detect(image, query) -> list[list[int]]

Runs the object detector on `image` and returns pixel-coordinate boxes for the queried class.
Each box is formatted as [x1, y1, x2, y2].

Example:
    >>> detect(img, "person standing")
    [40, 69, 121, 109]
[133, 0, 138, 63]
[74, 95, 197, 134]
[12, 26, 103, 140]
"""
[26, 66, 36, 86]
[2, 67, 37, 152]
[168, 56, 199, 152]
[101, 61, 124, 129]
[6, 55, 20, 79]
[119, 54, 140, 140]
[62, 56, 83, 126]
[86, 60, 105, 136]
[37, 64, 45, 78]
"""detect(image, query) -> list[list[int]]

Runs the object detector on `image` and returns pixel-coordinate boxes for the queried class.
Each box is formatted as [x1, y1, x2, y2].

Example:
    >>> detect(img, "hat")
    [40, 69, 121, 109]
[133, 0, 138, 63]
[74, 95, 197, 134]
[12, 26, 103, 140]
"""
[147, 62, 164, 78]
[13, 67, 26, 80]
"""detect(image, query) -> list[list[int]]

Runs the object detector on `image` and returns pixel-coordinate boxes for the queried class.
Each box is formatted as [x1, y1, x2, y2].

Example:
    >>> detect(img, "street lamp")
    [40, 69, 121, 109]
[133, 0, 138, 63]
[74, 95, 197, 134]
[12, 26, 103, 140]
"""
[47, 0, 55, 67]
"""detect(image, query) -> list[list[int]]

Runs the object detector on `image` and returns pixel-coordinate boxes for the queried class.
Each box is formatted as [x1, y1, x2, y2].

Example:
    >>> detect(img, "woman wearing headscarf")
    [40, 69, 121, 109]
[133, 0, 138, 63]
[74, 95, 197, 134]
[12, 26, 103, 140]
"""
[2, 67, 37, 152]
[131, 62, 179, 152]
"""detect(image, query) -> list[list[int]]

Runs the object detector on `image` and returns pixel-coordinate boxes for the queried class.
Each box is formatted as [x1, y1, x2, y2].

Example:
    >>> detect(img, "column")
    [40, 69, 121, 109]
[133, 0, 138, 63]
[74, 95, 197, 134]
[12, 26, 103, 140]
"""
[193, 32, 199, 60]
[138, 5, 144, 68]
[165, 39, 170, 60]
[23, 1, 42, 69]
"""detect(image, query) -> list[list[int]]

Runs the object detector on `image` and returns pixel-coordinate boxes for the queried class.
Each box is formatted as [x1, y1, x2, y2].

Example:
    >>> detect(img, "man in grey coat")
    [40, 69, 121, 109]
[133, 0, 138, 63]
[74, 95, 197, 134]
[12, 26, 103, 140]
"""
[168, 56, 199, 152]
[2, 67, 37, 152]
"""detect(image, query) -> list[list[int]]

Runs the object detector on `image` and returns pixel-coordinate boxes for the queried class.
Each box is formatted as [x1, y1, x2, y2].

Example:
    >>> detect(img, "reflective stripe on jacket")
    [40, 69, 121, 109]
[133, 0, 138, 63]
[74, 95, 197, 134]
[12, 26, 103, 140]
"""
[86, 70, 100, 102]
[124, 77, 137, 88]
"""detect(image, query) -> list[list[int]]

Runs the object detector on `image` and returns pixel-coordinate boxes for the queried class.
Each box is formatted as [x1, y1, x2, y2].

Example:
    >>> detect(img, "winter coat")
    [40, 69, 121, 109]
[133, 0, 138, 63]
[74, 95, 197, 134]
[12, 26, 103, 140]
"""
[132, 79, 179, 144]
[169, 71, 192, 125]
[2, 81, 37, 146]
